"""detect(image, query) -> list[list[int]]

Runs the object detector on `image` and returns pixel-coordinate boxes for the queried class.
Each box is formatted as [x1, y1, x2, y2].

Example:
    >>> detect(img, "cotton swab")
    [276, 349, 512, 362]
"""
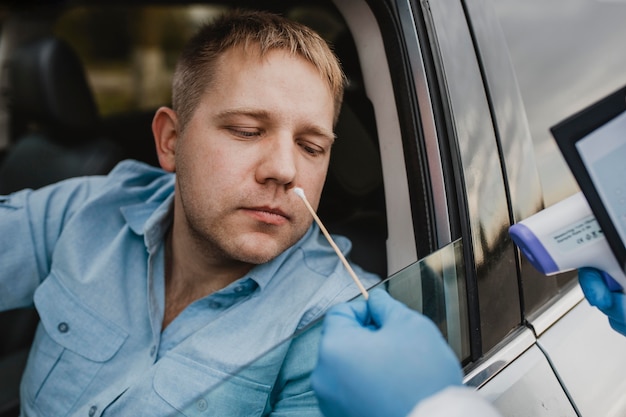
[293, 187, 369, 300]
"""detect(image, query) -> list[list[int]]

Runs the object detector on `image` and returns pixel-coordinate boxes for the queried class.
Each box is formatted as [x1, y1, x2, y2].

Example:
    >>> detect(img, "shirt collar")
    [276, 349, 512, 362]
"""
[121, 195, 323, 292]
[120, 193, 174, 250]
[246, 225, 316, 291]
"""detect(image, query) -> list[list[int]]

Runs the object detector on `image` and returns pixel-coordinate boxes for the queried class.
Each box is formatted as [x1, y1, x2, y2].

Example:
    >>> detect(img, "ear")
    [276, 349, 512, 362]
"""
[152, 107, 179, 172]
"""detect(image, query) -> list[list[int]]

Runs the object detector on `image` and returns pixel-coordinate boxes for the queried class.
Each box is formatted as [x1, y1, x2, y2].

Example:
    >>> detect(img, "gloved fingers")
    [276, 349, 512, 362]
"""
[367, 288, 422, 327]
[605, 291, 626, 324]
[579, 267, 613, 310]
[322, 296, 370, 336]
[608, 317, 626, 338]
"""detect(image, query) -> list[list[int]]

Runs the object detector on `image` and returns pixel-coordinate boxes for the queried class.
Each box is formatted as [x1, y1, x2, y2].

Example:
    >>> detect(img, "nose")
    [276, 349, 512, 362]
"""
[255, 134, 297, 186]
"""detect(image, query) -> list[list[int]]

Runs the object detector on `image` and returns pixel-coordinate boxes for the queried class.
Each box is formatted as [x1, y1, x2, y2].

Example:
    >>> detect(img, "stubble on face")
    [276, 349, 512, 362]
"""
[172, 47, 335, 269]
[175, 182, 308, 267]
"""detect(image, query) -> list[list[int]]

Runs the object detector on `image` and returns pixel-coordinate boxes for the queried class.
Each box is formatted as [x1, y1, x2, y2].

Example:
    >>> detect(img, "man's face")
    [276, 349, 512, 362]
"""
[172, 47, 335, 265]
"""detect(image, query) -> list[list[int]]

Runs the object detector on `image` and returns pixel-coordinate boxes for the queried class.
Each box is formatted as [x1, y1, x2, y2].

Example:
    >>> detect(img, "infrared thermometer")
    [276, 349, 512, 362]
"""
[509, 192, 625, 291]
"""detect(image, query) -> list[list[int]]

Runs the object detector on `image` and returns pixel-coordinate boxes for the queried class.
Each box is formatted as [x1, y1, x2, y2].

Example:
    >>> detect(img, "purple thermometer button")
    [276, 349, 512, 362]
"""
[509, 223, 560, 275]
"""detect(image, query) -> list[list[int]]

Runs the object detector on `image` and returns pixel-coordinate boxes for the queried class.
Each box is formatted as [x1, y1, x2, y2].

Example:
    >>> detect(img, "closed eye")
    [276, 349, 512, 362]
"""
[298, 140, 326, 157]
[228, 128, 263, 139]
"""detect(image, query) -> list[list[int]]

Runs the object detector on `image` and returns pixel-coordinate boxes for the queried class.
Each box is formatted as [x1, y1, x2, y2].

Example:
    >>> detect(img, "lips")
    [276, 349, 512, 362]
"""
[244, 206, 290, 225]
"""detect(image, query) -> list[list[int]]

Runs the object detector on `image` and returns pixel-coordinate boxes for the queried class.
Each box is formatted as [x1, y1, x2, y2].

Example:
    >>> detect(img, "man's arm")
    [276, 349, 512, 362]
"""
[0, 177, 100, 310]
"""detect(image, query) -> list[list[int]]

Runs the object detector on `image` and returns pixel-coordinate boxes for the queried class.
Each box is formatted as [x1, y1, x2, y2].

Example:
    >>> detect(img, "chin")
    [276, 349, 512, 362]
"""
[231, 232, 299, 265]
[231, 239, 284, 265]
[234, 248, 281, 265]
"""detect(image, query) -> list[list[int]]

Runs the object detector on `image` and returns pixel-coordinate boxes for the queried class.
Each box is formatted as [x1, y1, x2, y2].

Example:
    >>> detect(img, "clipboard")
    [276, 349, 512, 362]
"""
[551, 85, 626, 274]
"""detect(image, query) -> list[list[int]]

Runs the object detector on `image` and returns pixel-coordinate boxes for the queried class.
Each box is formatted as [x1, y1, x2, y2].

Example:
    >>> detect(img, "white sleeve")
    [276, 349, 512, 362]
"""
[407, 386, 502, 417]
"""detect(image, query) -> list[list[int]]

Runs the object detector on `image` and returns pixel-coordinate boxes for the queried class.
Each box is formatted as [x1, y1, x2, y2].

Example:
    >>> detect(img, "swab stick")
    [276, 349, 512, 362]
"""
[293, 187, 369, 300]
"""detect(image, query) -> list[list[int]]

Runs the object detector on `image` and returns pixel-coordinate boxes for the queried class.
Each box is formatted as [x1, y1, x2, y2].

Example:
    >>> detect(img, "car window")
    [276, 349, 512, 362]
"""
[53, 0, 473, 369]
[1, 1, 477, 414]
[492, 0, 626, 208]
[412, 0, 524, 354]
[488, 0, 626, 317]
[386, 239, 470, 361]
[192, 238, 470, 411]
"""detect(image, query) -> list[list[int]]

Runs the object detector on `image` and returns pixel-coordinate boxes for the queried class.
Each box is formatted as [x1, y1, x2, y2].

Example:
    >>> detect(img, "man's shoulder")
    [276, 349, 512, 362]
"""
[100, 160, 174, 198]
[297, 226, 381, 285]
[107, 160, 171, 184]
[287, 227, 381, 329]
[44, 160, 174, 221]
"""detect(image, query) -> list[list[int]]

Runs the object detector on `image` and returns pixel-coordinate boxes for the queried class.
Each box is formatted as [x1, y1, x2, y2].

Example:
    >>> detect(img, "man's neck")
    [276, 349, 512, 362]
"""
[161, 228, 252, 330]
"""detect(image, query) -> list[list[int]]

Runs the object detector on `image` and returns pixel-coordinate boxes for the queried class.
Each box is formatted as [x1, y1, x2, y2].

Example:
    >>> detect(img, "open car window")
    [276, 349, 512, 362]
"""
[183, 239, 469, 414]
[0, 1, 477, 414]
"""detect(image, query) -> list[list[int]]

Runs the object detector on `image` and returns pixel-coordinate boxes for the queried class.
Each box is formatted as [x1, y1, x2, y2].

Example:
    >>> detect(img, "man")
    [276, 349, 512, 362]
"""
[0, 10, 379, 416]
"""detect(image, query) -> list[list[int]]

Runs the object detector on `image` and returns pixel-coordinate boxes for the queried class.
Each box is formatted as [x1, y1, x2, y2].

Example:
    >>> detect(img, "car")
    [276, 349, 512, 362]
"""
[1, 0, 626, 416]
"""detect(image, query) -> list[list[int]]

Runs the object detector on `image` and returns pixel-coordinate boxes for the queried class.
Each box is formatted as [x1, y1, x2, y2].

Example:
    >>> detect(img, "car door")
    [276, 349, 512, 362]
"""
[379, 0, 626, 415]
[475, 0, 626, 415]
[396, 0, 577, 413]
[338, 0, 577, 414]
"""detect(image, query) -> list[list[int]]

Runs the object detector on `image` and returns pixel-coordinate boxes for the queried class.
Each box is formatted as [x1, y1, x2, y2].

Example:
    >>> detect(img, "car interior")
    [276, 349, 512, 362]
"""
[0, 4, 388, 416]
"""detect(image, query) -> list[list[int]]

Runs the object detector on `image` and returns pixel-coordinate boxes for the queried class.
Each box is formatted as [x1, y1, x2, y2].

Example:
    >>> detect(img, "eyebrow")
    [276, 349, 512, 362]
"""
[215, 108, 272, 122]
[215, 108, 336, 143]
[300, 123, 337, 144]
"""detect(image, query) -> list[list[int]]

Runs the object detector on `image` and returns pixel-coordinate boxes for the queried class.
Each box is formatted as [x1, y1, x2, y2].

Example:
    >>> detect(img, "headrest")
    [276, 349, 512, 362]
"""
[8, 37, 99, 141]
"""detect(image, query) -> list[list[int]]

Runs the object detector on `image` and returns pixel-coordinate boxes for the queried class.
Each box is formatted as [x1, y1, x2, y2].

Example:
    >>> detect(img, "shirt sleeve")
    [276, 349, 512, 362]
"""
[407, 386, 502, 417]
[0, 177, 103, 310]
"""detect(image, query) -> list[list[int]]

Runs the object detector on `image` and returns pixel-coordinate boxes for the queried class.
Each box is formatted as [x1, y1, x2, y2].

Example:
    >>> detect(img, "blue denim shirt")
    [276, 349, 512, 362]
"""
[0, 160, 380, 417]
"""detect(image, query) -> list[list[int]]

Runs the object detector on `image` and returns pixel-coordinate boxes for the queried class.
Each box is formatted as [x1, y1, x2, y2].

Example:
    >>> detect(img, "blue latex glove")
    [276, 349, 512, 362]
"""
[579, 267, 626, 337]
[311, 288, 463, 417]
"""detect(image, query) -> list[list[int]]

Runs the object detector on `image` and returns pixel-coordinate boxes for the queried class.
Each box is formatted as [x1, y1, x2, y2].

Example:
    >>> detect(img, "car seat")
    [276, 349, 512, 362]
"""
[0, 37, 125, 193]
[0, 36, 126, 417]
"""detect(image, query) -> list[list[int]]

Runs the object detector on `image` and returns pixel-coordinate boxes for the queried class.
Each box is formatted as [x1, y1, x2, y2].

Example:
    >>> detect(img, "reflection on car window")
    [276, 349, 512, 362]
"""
[192, 239, 469, 414]
[386, 238, 469, 361]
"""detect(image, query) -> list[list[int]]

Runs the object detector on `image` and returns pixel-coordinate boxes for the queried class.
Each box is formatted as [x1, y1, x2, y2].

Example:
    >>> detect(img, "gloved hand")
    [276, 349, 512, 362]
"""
[579, 267, 626, 337]
[311, 288, 463, 417]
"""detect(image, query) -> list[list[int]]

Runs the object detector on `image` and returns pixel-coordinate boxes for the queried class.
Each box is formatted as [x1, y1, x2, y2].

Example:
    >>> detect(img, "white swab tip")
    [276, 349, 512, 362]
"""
[293, 187, 306, 199]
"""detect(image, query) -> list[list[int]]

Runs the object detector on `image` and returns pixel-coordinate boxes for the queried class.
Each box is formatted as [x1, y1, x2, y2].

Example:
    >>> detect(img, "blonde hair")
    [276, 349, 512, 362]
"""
[172, 9, 346, 132]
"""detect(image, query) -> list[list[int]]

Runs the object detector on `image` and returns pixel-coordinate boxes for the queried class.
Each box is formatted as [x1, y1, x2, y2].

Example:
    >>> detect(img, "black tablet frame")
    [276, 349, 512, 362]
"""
[550, 85, 626, 273]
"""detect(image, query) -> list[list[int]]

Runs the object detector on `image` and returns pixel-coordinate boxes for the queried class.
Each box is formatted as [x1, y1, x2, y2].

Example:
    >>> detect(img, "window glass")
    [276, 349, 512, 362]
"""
[386, 239, 470, 361]
[49, 2, 469, 362]
[492, 0, 626, 208]
[192, 238, 470, 413]
[491, 0, 626, 317]
[1, 2, 394, 415]
[4, 3, 472, 412]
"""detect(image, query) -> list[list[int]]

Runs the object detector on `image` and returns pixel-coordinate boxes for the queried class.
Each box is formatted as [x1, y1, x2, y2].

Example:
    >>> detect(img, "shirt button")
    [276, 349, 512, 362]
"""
[196, 398, 208, 411]
[234, 285, 244, 293]
[88, 405, 97, 416]
[57, 322, 69, 333]
[209, 301, 222, 309]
